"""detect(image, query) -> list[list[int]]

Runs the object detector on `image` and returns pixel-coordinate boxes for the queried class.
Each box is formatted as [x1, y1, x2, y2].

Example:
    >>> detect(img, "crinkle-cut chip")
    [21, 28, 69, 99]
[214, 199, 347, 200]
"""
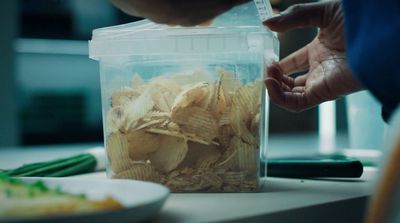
[146, 128, 185, 139]
[125, 130, 160, 161]
[134, 111, 169, 131]
[179, 142, 221, 169]
[151, 88, 171, 112]
[131, 73, 144, 89]
[218, 110, 231, 126]
[217, 136, 248, 170]
[207, 79, 227, 119]
[106, 132, 131, 173]
[250, 113, 260, 137]
[201, 171, 223, 189]
[230, 83, 260, 144]
[197, 152, 221, 169]
[146, 120, 217, 146]
[220, 171, 247, 186]
[123, 87, 154, 131]
[166, 172, 210, 192]
[179, 167, 195, 175]
[216, 149, 238, 170]
[185, 133, 219, 146]
[167, 169, 181, 179]
[170, 69, 213, 86]
[134, 118, 166, 131]
[192, 69, 214, 84]
[106, 106, 125, 134]
[150, 136, 188, 173]
[232, 84, 254, 117]
[145, 111, 170, 119]
[240, 179, 259, 192]
[171, 82, 209, 112]
[216, 67, 241, 106]
[150, 78, 181, 112]
[111, 87, 141, 108]
[113, 162, 162, 183]
[250, 80, 263, 108]
[230, 90, 257, 145]
[150, 77, 182, 95]
[197, 83, 213, 110]
[218, 125, 234, 147]
[166, 176, 209, 192]
[236, 139, 259, 172]
[171, 107, 218, 142]
[139, 111, 170, 124]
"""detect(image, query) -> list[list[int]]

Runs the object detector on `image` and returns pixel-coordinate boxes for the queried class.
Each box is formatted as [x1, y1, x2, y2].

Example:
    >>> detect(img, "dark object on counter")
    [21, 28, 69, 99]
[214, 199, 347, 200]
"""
[267, 160, 364, 178]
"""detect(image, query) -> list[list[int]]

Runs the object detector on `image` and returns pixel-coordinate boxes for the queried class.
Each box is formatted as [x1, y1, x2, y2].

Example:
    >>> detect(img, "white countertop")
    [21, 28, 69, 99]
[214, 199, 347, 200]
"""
[0, 134, 376, 223]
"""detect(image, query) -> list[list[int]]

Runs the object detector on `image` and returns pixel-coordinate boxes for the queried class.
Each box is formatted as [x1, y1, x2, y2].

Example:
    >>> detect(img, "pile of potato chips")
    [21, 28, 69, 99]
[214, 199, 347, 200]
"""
[105, 68, 262, 192]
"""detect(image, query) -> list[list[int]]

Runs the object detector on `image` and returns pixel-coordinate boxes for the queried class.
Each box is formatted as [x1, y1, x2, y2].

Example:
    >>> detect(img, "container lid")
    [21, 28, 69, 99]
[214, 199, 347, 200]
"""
[89, 1, 276, 59]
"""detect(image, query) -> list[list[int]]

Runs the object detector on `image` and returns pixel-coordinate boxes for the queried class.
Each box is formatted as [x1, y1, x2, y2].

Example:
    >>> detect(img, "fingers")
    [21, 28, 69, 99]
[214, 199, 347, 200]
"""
[265, 64, 322, 112]
[265, 65, 308, 112]
[278, 45, 310, 75]
[263, 2, 327, 32]
[294, 75, 308, 87]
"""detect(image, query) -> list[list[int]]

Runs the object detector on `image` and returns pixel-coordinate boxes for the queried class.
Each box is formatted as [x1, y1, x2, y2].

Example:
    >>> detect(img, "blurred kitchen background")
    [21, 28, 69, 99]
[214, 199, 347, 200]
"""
[0, 0, 349, 148]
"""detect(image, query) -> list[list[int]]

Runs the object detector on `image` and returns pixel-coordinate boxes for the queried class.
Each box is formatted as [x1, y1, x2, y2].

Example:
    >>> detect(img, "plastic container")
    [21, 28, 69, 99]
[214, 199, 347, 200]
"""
[89, 2, 279, 192]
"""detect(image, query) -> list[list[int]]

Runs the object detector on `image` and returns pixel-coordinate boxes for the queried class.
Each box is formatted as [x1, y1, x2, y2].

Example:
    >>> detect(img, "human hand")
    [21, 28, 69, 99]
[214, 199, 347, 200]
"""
[110, 0, 249, 26]
[264, 1, 364, 112]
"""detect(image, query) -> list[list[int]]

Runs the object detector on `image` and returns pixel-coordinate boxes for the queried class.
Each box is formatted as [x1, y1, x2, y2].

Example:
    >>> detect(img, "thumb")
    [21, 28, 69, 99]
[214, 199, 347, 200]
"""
[263, 2, 329, 32]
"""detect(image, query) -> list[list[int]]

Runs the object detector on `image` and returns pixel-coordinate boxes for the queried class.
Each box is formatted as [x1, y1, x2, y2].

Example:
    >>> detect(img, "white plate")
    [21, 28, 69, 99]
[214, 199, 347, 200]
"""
[0, 177, 170, 223]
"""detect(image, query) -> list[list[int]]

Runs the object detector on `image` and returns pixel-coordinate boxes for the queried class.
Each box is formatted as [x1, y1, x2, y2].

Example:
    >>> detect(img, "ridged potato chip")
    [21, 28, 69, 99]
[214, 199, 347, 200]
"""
[106, 132, 131, 173]
[134, 118, 165, 131]
[206, 78, 227, 119]
[240, 179, 259, 192]
[106, 106, 125, 134]
[171, 82, 209, 113]
[216, 149, 238, 171]
[218, 124, 234, 148]
[221, 171, 247, 186]
[236, 138, 259, 172]
[150, 136, 188, 173]
[111, 87, 141, 108]
[216, 67, 241, 106]
[113, 162, 162, 183]
[218, 110, 231, 126]
[125, 130, 160, 161]
[145, 120, 187, 141]
[171, 107, 218, 142]
[250, 113, 260, 137]
[131, 73, 144, 90]
[201, 171, 223, 189]
[230, 85, 258, 145]
[170, 69, 213, 86]
[179, 142, 221, 169]
[151, 88, 170, 112]
[251, 80, 263, 108]
[166, 175, 209, 192]
[150, 78, 181, 112]
[123, 87, 154, 131]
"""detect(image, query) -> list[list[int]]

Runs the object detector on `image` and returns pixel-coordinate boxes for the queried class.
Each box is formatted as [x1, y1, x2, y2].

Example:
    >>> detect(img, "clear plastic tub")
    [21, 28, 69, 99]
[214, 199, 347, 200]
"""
[89, 2, 279, 192]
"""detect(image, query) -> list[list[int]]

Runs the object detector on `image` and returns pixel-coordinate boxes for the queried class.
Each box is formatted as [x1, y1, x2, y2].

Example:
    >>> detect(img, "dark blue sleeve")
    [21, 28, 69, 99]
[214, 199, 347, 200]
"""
[342, 0, 400, 121]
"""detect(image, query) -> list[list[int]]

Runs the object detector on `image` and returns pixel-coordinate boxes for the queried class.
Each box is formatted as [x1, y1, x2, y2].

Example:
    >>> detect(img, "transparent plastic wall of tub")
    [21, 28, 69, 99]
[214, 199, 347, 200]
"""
[89, 1, 278, 192]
